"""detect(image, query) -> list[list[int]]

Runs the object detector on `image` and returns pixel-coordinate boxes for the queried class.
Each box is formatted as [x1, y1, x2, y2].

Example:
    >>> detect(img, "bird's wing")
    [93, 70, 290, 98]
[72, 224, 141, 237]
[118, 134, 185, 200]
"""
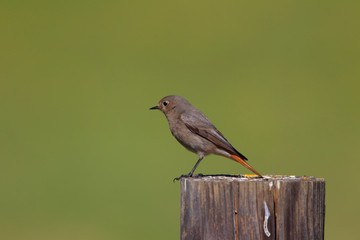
[181, 112, 248, 160]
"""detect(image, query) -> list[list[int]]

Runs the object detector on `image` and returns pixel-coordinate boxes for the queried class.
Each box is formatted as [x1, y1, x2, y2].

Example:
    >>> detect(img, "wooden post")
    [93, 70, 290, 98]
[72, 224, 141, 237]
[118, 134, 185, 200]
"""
[180, 175, 325, 240]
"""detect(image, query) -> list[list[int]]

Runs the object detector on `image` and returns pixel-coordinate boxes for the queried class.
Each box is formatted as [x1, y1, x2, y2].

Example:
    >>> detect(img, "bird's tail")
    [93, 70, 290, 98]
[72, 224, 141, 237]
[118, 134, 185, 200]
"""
[230, 154, 263, 177]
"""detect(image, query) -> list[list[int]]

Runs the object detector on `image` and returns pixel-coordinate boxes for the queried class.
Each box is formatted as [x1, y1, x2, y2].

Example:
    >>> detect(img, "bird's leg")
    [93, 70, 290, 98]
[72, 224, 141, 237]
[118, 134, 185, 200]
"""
[173, 156, 204, 182]
[188, 156, 204, 176]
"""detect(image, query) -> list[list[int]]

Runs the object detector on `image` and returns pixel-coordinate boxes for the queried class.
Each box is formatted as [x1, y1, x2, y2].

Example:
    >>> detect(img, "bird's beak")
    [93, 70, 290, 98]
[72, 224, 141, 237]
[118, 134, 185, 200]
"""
[149, 106, 159, 110]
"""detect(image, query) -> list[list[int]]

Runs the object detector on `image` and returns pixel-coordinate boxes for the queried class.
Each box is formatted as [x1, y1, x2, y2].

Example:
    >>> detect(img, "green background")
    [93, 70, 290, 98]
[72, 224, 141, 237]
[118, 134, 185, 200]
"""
[1, 1, 359, 239]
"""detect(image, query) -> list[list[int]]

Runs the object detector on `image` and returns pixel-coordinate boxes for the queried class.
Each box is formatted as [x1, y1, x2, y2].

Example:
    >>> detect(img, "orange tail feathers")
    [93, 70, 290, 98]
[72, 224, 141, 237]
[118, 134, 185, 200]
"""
[230, 154, 263, 177]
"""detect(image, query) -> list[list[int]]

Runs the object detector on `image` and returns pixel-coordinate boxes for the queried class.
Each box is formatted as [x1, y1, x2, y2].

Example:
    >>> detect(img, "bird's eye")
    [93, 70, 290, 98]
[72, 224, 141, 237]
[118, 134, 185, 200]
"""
[163, 101, 168, 106]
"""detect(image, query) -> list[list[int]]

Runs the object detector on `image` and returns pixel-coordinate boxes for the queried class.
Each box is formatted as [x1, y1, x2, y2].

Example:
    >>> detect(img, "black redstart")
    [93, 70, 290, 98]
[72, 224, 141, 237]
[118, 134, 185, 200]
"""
[150, 95, 263, 179]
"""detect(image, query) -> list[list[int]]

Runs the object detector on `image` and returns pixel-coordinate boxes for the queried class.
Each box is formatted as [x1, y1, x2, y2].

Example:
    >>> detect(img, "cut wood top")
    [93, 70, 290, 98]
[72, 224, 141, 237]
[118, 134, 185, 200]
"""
[180, 175, 325, 183]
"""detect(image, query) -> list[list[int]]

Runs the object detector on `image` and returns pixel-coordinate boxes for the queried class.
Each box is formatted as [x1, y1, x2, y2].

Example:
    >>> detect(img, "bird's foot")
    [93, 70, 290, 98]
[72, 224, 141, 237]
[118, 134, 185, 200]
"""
[193, 173, 204, 178]
[173, 174, 191, 182]
[173, 173, 204, 182]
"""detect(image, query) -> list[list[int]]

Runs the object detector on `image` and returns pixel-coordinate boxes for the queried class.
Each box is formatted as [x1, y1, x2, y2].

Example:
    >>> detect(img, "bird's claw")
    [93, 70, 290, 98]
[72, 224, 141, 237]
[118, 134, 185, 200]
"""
[193, 173, 204, 178]
[173, 173, 204, 182]
[173, 174, 190, 182]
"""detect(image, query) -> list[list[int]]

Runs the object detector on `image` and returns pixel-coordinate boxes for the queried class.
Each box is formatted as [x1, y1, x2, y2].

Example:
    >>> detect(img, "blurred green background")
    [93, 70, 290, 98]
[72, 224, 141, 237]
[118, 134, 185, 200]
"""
[1, 1, 359, 239]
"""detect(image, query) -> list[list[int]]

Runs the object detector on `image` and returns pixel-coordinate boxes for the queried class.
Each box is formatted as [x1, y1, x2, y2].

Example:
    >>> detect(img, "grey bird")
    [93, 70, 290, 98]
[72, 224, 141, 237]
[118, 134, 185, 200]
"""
[150, 95, 262, 180]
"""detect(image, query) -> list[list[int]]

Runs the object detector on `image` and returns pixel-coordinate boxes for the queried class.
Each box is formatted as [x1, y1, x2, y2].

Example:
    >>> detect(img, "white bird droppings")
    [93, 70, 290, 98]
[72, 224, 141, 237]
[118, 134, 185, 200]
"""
[263, 201, 271, 237]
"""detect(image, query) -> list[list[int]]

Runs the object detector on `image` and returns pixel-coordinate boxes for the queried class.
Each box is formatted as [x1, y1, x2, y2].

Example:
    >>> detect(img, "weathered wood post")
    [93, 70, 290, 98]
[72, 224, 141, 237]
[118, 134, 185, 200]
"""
[180, 175, 325, 240]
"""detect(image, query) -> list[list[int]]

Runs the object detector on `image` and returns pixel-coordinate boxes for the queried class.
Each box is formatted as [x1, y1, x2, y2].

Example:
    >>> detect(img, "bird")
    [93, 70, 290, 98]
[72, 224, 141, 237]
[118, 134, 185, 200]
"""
[150, 95, 263, 180]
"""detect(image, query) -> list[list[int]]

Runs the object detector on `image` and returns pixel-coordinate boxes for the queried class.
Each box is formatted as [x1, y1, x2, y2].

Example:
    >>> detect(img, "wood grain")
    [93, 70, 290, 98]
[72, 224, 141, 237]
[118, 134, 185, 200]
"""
[180, 175, 325, 240]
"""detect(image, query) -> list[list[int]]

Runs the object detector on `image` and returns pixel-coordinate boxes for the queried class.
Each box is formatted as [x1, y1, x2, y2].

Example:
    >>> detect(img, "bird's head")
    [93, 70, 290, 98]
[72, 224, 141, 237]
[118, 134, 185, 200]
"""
[150, 95, 190, 116]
